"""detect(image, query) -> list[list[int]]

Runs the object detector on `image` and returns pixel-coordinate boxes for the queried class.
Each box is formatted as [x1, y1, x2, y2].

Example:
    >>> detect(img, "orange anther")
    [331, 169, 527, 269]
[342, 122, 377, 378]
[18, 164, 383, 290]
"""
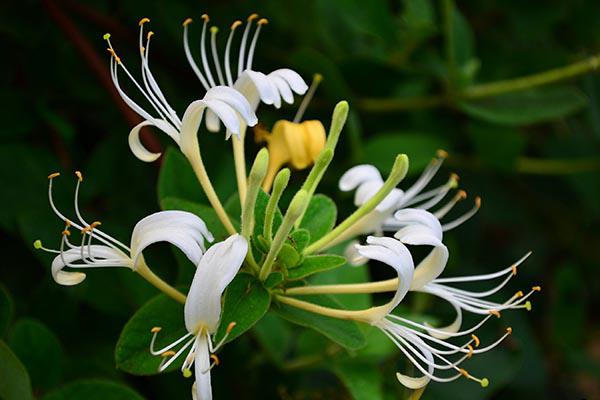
[515, 290, 524, 298]
[258, 18, 268, 25]
[467, 344, 474, 358]
[436, 149, 448, 158]
[161, 350, 176, 357]
[247, 13, 259, 21]
[506, 327, 513, 334]
[231, 20, 242, 29]
[150, 327, 162, 334]
[75, 170, 83, 181]
[511, 264, 518, 276]
[471, 334, 480, 347]
[475, 196, 482, 208]
[226, 322, 237, 334]
[532, 286, 541, 292]
[489, 310, 501, 318]
[183, 18, 193, 26]
[48, 172, 60, 179]
[210, 354, 220, 366]
[201, 14, 209, 22]
[139, 17, 150, 26]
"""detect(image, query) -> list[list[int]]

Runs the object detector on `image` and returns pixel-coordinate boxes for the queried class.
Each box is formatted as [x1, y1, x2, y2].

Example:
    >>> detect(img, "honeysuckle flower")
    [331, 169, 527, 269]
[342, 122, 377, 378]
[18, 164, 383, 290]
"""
[104, 19, 257, 162]
[182, 13, 308, 133]
[35, 172, 212, 285]
[354, 236, 514, 389]
[149, 234, 248, 400]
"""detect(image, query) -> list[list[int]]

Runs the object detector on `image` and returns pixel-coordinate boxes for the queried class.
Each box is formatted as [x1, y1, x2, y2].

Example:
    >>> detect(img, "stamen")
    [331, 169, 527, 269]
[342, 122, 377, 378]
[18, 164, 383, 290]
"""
[209, 26, 225, 85]
[226, 322, 236, 334]
[48, 172, 60, 179]
[183, 18, 192, 26]
[489, 310, 501, 318]
[238, 14, 258, 77]
[182, 17, 210, 90]
[441, 196, 481, 231]
[161, 350, 176, 357]
[199, 14, 216, 87]
[532, 286, 541, 292]
[515, 290, 524, 298]
[434, 189, 467, 219]
[506, 327, 513, 335]
[471, 334, 480, 347]
[224, 20, 242, 85]
[467, 344, 474, 358]
[210, 354, 220, 366]
[246, 18, 268, 70]
[75, 171, 83, 182]
[139, 17, 150, 26]
[151, 327, 162, 334]
[437, 149, 449, 158]
[294, 73, 323, 123]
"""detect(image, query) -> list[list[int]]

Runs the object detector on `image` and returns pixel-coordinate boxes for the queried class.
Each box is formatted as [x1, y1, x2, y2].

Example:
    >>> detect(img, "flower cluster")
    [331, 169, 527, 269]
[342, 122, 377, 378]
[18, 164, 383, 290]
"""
[36, 12, 539, 400]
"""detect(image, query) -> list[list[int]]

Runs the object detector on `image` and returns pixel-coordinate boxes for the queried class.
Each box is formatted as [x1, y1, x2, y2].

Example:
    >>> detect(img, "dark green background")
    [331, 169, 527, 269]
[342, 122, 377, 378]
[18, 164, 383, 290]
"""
[1, 0, 599, 399]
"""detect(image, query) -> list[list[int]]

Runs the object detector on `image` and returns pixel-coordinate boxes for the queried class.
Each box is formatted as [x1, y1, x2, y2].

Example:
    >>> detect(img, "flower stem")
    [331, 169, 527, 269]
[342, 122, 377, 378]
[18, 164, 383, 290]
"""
[275, 295, 383, 323]
[232, 125, 248, 205]
[259, 190, 308, 281]
[304, 154, 409, 254]
[136, 261, 186, 304]
[264, 168, 290, 242]
[285, 278, 397, 296]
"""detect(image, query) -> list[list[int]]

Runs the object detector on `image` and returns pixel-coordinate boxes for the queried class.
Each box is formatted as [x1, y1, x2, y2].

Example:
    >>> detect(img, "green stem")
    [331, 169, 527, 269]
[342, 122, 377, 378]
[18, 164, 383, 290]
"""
[304, 154, 409, 255]
[136, 261, 186, 304]
[259, 190, 308, 281]
[263, 168, 291, 242]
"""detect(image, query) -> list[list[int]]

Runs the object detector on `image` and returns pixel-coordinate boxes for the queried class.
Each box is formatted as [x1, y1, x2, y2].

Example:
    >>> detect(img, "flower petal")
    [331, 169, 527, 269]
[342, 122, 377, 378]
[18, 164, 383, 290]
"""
[234, 70, 278, 109]
[193, 333, 213, 400]
[269, 69, 309, 95]
[204, 109, 221, 133]
[204, 86, 258, 128]
[128, 119, 178, 163]
[51, 245, 131, 286]
[130, 211, 213, 269]
[269, 74, 294, 104]
[184, 235, 248, 333]
[339, 164, 382, 192]
[393, 209, 443, 240]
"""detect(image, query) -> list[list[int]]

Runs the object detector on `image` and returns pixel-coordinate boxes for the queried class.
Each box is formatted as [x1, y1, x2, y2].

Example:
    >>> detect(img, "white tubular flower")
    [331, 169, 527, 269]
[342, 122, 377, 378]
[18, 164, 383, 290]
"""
[103, 19, 257, 162]
[338, 151, 480, 238]
[37, 172, 213, 285]
[355, 236, 509, 390]
[149, 235, 248, 400]
[182, 13, 308, 132]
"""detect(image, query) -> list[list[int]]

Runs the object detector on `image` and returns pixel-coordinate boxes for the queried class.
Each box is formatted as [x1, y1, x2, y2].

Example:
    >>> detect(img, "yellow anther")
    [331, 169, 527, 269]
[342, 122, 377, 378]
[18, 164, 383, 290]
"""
[48, 172, 60, 179]
[231, 20, 242, 30]
[436, 149, 449, 158]
[210, 354, 220, 366]
[511, 264, 518, 276]
[459, 368, 470, 378]
[150, 326, 162, 334]
[81, 226, 91, 234]
[226, 322, 237, 334]
[138, 17, 150, 26]
[489, 310, 501, 318]
[33, 240, 42, 249]
[467, 344, 474, 358]
[75, 170, 83, 182]
[471, 334, 480, 347]
[313, 73, 323, 83]
[480, 378, 489, 388]
[210, 26, 219, 34]
[201, 14, 209, 22]
[183, 18, 193, 26]
[62, 229, 71, 236]
[515, 290, 524, 298]
[524, 301, 532, 311]
[161, 350, 176, 357]
[475, 196, 482, 208]
[532, 286, 541, 292]
[450, 173, 460, 182]
[457, 190, 467, 200]
[103, 33, 111, 41]
[65, 219, 72, 227]
[247, 13, 259, 21]
[182, 368, 192, 378]
[106, 48, 121, 63]
[91, 221, 102, 228]
[258, 18, 268, 25]
[506, 327, 513, 334]
[147, 31, 154, 40]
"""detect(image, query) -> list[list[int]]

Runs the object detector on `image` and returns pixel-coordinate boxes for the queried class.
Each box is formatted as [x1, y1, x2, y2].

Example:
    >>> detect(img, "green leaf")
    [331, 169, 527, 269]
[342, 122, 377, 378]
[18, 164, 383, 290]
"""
[459, 86, 587, 125]
[287, 255, 346, 280]
[449, 3, 479, 85]
[264, 272, 284, 289]
[0, 284, 13, 337]
[361, 133, 449, 176]
[252, 312, 293, 366]
[161, 197, 235, 244]
[468, 121, 526, 171]
[274, 295, 366, 350]
[9, 319, 63, 391]
[289, 229, 311, 252]
[157, 147, 204, 203]
[277, 243, 301, 269]
[213, 273, 271, 344]
[253, 190, 282, 239]
[42, 380, 144, 400]
[333, 361, 384, 400]
[115, 294, 185, 375]
[299, 194, 337, 243]
[0, 340, 33, 400]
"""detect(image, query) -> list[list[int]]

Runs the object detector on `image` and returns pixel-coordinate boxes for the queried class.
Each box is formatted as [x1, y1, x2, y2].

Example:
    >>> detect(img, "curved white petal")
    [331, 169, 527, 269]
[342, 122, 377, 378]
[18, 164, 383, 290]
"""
[269, 68, 309, 95]
[51, 245, 131, 286]
[234, 70, 277, 109]
[204, 109, 221, 133]
[184, 235, 248, 333]
[204, 86, 258, 127]
[396, 372, 431, 390]
[339, 165, 382, 192]
[130, 211, 213, 269]
[128, 119, 178, 163]
[180, 99, 208, 159]
[269, 74, 294, 104]
[201, 98, 241, 137]
[193, 333, 212, 400]
[394, 209, 443, 240]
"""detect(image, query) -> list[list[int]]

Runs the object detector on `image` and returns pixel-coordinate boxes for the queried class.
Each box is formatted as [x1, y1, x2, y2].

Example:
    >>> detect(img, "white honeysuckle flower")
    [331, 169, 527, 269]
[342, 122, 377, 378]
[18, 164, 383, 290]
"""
[36, 172, 213, 285]
[355, 236, 513, 389]
[103, 19, 257, 162]
[182, 13, 308, 133]
[149, 234, 248, 400]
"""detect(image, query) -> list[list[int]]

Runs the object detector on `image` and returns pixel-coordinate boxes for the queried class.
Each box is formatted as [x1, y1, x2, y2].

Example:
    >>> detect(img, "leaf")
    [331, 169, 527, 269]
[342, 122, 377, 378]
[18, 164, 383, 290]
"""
[115, 294, 185, 375]
[252, 312, 294, 366]
[333, 361, 384, 400]
[299, 194, 337, 243]
[213, 273, 271, 344]
[9, 319, 63, 391]
[289, 229, 311, 252]
[449, 3, 479, 85]
[459, 86, 587, 125]
[161, 197, 235, 244]
[253, 190, 283, 240]
[274, 295, 366, 350]
[157, 147, 204, 203]
[42, 380, 144, 400]
[0, 340, 33, 400]
[277, 243, 301, 269]
[361, 133, 450, 176]
[264, 272, 284, 289]
[287, 255, 346, 280]
[467, 121, 526, 171]
[0, 284, 13, 337]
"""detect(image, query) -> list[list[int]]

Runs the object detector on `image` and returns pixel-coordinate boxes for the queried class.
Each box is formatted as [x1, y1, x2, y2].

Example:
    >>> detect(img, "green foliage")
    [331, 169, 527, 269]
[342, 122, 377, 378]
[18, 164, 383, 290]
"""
[287, 255, 347, 280]
[158, 147, 205, 204]
[333, 361, 384, 400]
[299, 194, 337, 244]
[0, 340, 33, 400]
[42, 380, 144, 400]
[0, 285, 13, 337]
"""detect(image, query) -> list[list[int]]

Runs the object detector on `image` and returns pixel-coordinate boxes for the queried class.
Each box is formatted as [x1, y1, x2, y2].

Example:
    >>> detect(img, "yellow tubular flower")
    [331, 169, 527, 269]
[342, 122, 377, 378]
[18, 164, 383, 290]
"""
[256, 120, 326, 191]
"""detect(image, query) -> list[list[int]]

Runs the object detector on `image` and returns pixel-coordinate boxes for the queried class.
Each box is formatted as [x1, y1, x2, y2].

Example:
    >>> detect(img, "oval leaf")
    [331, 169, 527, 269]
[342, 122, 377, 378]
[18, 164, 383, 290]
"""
[0, 340, 33, 400]
[299, 194, 337, 243]
[287, 255, 346, 280]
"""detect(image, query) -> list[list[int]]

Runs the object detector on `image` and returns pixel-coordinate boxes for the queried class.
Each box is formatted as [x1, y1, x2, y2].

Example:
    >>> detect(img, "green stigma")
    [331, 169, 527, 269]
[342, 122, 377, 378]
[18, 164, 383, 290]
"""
[525, 301, 532, 311]
[33, 240, 42, 249]
[103, 33, 111, 41]
[480, 378, 489, 388]
[182, 368, 192, 378]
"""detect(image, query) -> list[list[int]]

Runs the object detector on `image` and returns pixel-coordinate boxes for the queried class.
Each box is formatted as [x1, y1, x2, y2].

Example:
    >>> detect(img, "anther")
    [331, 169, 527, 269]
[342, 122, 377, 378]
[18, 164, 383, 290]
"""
[511, 264, 518, 276]
[475, 196, 482, 208]
[450, 173, 460, 182]
[459, 368, 469, 378]
[467, 344, 474, 358]
[506, 327, 513, 335]
[258, 18, 268, 25]
[151, 327, 162, 334]
[33, 240, 42, 249]
[91, 221, 102, 228]
[226, 322, 236, 334]
[471, 334, 480, 347]
[489, 310, 501, 318]
[81, 226, 91, 234]
[139, 17, 150, 26]
[231, 20, 242, 30]
[436, 149, 449, 159]
[532, 286, 541, 292]
[147, 31, 154, 40]
[210, 354, 220, 366]
[65, 220, 72, 228]
[62, 229, 71, 236]
[515, 290, 524, 298]
[103, 33, 111, 41]
[457, 190, 467, 200]
[183, 18, 193, 26]
[48, 172, 60, 179]
[201, 14, 209, 22]
[247, 13, 259, 21]
[75, 171, 83, 182]
[161, 350, 176, 357]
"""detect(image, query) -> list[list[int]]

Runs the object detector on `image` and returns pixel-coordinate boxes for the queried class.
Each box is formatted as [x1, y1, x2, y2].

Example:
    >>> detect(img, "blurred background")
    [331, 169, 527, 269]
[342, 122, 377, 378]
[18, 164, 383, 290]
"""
[1, 0, 599, 399]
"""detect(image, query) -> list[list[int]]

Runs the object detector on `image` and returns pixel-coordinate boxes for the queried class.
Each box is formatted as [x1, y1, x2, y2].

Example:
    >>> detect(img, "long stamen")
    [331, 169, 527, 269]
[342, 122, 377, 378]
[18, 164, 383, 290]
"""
[246, 18, 267, 70]
[209, 26, 225, 85]
[294, 73, 323, 123]
[434, 190, 467, 219]
[434, 252, 531, 284]
[396, 151, 447, 207]
[199, 14, 216, 87]
[210, 322, 236, 353]
[158, 336, 197, 372]
[224, 20, 241, 85]
[442, 197, 481, 231]
[150, 327, 194, 356]
[182, 18, 210, 90]
[237, 14, 258, 77]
